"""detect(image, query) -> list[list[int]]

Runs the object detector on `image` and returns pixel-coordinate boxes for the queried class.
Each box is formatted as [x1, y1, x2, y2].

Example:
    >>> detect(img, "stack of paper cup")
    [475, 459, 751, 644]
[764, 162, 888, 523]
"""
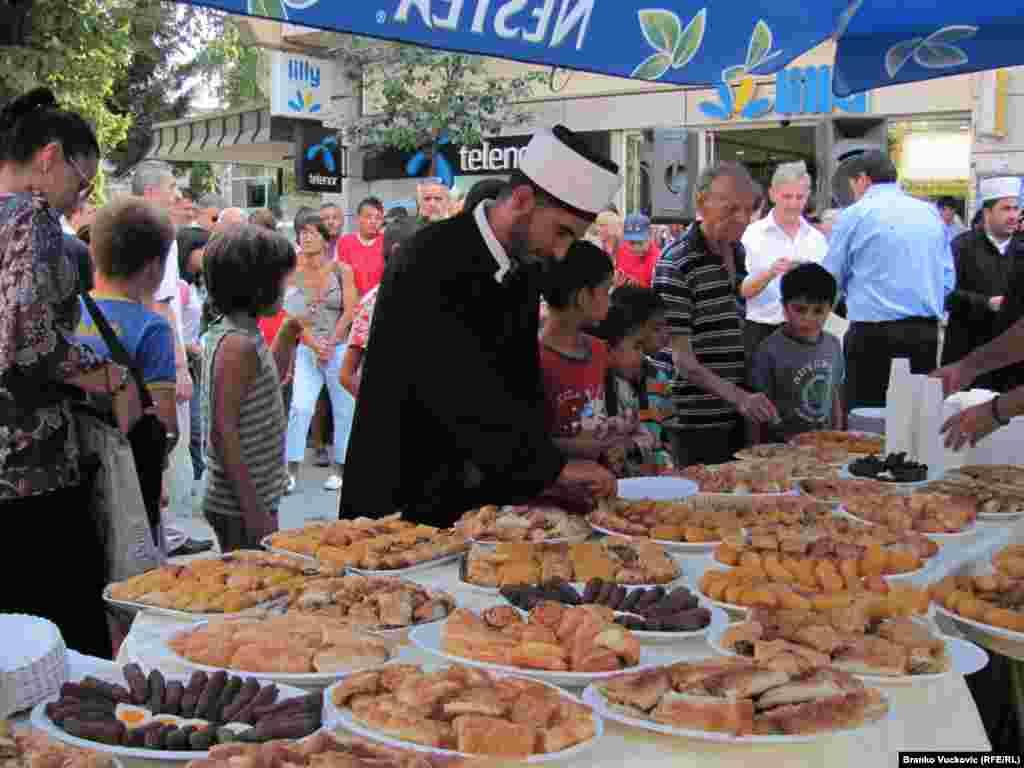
[885, 358, 917, 457]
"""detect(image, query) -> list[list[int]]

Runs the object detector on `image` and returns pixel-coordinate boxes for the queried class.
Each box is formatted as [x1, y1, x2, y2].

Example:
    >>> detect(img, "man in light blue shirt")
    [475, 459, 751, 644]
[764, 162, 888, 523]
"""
[824, 151, 955, 409]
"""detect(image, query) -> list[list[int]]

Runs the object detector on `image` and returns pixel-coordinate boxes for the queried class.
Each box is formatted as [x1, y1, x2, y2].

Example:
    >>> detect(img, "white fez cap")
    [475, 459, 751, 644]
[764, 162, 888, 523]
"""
[980, 176, 1022, 203]
[519, 128, 621, 218]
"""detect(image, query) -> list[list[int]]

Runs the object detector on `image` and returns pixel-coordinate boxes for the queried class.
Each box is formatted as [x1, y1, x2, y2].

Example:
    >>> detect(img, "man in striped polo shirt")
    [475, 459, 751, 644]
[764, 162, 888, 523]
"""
[653, 162, 779, 467]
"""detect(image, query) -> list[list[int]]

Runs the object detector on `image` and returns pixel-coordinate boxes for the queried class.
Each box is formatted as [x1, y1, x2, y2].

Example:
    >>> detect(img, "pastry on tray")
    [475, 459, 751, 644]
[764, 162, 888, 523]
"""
[330, 663, 597, 757]
[168, 613, 394, 674]
[735, 443, 851, 466]
[457, 504, 591, 543]
[590, 495, 834, 543]
[797, 477, 903, 502]
[1, 720, 117, 768]
[789, 431, 885, 456]
[268, 517, 466, 573]
[105, 551, 316, 614]
[593, 659, 889, 736]
[719, 604, 951, 676]
[713, 519, 939, 577]
[188, 732, 463, 768]
[931, 545, 1024, 633]
[921, 465, 1024, 517]
[677, 461, 795, 493]
[441, 604, 640, 673]
[287, 574, 455, 630]
[462, 538, 680, 589]
[843, 493, 977, 534]
[699, 566, 930, 614]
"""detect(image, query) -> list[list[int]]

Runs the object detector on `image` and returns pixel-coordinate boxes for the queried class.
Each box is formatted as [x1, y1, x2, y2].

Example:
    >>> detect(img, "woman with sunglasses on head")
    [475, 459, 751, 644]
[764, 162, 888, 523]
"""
[0, 88, 144, 658]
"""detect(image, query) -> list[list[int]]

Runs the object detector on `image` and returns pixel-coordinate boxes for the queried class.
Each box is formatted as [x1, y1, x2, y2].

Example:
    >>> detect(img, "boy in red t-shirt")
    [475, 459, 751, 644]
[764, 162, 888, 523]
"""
[336, 197, 385, 295]
[539, 241, 620, 464]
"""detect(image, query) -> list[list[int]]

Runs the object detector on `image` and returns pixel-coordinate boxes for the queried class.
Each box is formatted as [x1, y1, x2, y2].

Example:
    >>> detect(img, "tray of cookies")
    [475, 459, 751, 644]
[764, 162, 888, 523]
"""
[2, 719, 124, 768]
[583, 658, 891, 742]
[459, 539, 681, 592]
[157, 615, 397, 688]
[841, 492, 978, 537]
[409, 605, 673, 688]
[323, 662, 602, 762]
[589, 495, 836, 552]
[677, 461, 798, 494]
[103, 552, 318, 619]
[456, 504, 592, 547]
[735, 442, 851, 466]
[788, 430, 885, 457]
[286, 574, 455, 635]
[919, 465, 1024, 520]
[694, 562, 931, 618]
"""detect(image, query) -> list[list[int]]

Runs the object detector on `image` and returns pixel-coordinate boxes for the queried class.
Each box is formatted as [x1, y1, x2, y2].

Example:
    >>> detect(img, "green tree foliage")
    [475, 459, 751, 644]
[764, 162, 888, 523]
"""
[190, 18, 267, 108]
[332, 38, 545, 153]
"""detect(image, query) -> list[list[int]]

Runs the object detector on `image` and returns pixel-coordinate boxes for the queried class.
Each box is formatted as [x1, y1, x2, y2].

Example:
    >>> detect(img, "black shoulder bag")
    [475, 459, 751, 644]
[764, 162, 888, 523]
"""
[80, 294, 169, 542]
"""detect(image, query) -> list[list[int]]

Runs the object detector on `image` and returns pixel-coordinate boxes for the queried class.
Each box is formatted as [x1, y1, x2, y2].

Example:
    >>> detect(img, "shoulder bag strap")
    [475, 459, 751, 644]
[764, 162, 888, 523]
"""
[80, 293, 155, 410]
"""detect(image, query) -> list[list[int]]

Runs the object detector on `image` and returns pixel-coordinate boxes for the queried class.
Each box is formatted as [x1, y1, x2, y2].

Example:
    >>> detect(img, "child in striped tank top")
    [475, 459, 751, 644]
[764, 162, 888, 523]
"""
[200, 226, 300, 551]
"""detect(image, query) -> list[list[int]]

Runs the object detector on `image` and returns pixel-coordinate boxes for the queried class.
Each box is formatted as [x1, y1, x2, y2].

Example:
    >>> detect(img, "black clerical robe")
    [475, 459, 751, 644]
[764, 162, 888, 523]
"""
[943, 229, 1018, 388]
[338, 212, 566, 528]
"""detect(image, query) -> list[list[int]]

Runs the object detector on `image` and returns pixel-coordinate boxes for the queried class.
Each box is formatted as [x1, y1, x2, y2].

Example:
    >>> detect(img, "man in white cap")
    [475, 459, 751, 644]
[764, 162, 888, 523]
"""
[941, 176, 1022, 388]
[339, 126, 622, 526]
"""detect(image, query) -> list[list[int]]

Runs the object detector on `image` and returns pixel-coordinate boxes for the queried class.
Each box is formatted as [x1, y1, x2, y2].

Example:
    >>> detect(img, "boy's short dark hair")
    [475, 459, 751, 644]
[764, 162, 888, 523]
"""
[542, 240, 614, 310]
[204, 224, 296, 317]
[357, 196, 384, 216]
[295, 211, 331, 242]
[780, 262, 838, 306]
[611, 285, 667, 325]
[90, 196, 174, 280]
[591, 303, 645, 347]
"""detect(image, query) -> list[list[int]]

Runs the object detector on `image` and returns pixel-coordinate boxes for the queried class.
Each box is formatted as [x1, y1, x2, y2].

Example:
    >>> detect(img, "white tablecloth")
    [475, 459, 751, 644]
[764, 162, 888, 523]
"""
[113, 548, 994, 765]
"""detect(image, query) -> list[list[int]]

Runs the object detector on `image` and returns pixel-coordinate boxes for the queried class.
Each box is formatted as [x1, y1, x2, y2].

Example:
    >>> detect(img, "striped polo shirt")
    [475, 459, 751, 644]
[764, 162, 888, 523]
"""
[653, 225, 746, 429]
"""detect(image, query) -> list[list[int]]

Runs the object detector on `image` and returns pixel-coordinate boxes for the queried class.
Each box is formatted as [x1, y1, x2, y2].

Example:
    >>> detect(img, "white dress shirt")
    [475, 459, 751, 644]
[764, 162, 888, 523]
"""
[741, 211, 828, 325]
[474, 200, 512, 282]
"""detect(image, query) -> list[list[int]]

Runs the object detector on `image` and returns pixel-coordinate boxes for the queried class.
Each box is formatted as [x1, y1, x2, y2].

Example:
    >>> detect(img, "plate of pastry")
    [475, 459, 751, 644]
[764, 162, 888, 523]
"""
[323, 662, 602, 762]
[788, 430, 885, 457]
[456, 504, 593, 547]
[676, 462, 797, 495]
[286, 574, 456, 636]
[840, 491, 978, 538]
[459, 539, 681, 592]
[30, 664, 318, 760]
[920, 465, 1024, 521]
[930, 548, 1024, 645]
[706, 606, 986, 684]
[582, 659, 892, 743]
[157, 615, 398, 688]
[103, 551, 316, 619]
[408, 606, 672, 688]
[2, 720, 125, 768]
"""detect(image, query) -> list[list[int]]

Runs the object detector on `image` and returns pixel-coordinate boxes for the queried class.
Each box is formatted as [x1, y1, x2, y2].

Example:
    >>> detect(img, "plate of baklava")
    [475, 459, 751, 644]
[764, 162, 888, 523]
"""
[583, 659, 892, 742]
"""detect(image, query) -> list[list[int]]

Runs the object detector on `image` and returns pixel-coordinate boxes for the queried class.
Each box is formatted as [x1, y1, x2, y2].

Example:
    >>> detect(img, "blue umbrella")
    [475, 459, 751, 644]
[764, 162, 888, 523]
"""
[173, 1, 1024, 96]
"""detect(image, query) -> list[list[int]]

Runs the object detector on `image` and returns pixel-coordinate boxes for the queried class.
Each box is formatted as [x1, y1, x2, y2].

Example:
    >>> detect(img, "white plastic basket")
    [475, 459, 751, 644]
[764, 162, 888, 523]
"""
[0, 614, 68, 717]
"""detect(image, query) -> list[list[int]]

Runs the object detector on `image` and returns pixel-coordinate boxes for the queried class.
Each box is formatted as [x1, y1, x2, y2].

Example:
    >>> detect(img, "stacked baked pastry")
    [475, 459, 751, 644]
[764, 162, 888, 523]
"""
[591, 496, 834, 544]
[921, 465, 1024, 517]
[594, 658, 888, 736]
[458, 504, 591, 543]
[106, 552, 316, 614]
[842, 493, 977, 534]
[931, 545, 1024, 633]
[1, 720, 117, 768]
[789, 431, 885, 455]
[169, 614, 393, 674]
[287, 575, 454, 630]
[678, 461, 794, 493]
[463, 539, 679, 588]
[330, 663, 597, 757]
[442, 604, 641, 673]
[719, 605, 951, 676]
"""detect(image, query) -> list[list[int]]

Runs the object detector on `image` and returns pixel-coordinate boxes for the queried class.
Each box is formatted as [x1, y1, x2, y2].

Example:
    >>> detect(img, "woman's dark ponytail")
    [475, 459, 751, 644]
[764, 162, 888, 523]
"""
[0, 88, 99, 166]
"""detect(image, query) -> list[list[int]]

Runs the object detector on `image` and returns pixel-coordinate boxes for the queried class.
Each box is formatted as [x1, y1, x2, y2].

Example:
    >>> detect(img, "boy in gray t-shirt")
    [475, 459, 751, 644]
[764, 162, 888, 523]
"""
[749, 263, 844, 443]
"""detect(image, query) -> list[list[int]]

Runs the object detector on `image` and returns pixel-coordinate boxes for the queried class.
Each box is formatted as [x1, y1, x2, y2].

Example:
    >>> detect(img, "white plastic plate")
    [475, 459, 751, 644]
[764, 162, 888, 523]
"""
[616, 477, 699, 501]
[581, 683, 892, 743]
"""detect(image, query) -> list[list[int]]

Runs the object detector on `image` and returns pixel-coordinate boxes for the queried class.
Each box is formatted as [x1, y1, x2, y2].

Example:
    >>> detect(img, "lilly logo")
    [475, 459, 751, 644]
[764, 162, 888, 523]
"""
[406, 135, 455, 189]
[286, 58, 322, 114]
[307, 135, 338, 172]
[698, 19, 779, 120]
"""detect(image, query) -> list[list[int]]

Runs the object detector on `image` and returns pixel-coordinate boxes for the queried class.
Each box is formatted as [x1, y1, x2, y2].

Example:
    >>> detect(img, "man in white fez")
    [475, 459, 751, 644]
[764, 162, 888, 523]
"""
[942, 176, 1022, 389]
[340, 126, 621, 526]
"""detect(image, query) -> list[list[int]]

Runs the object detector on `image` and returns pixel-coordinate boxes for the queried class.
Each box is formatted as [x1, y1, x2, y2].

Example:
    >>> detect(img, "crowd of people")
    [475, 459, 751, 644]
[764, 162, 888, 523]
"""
[7, 86, 1024, 689]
